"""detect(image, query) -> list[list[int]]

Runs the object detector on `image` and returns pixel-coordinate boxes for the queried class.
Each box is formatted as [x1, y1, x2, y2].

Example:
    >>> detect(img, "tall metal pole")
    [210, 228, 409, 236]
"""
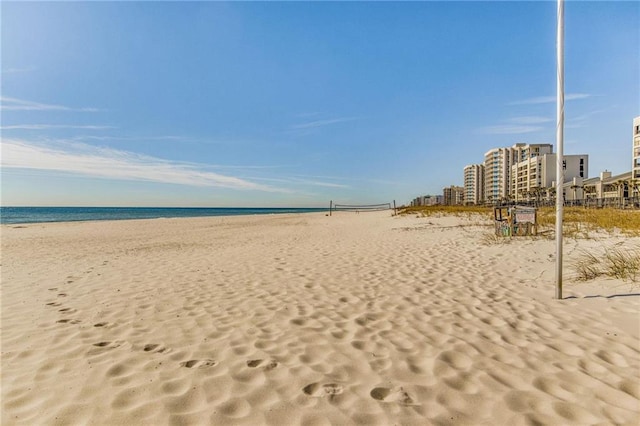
[555, 0, 565, 300]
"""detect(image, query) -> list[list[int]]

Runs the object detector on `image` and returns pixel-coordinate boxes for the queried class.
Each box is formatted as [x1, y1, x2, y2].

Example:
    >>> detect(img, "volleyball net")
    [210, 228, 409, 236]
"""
[329, 201, 396, 215]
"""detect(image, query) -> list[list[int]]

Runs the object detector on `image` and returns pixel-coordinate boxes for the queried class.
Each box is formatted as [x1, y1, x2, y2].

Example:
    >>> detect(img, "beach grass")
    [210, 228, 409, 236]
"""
[400, 205, 640, 235]
[399, 205, 489, 217]
[572, 247, 640, 282]
[536, 207, 640, 236]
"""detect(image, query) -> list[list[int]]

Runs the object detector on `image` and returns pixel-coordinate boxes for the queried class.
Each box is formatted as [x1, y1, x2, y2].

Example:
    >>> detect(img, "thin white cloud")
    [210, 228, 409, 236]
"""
[288, 174, 350, 188]
[508, 116, 553, 124]
[1, 139, 290, 193]
[480, 125, 542, 135]
[508, 93, 591, 105]
[290, 173, 398, 187]
[2, 67, 36, 74]
[247, 175, 350, 189]
[289, 178, 349, 189]
[1, 124, 113, 130]
[0, 96, 100, 112]
[480, 115, 554, 134]
[289, 117, 359, 130]
[300, 180, 350, 189]
[296, 112, 322, 118]
[565, 108, 610, 129]
[73, 135, 183, 142]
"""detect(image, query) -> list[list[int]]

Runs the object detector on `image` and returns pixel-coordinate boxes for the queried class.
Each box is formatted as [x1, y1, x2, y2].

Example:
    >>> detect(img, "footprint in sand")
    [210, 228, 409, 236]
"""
[58, 307, 77, 313]
[246, 359, 279, 370]
[45, 302, 62, 307]
[594, 349, 629, 367]
[180, 359, 218, 369]
[93, 340, 126, 349]
[57, 319, 81, 324]
[302, 382, 344, 398]
[142, 343, 170, 354]
[93, 322, 109, 327]
[370, 386, 417, 406]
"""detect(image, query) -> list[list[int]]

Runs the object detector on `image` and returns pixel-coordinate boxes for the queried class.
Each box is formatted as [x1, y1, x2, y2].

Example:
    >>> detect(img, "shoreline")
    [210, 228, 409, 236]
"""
[2, 211, 639, 425]
[0, 206, 331, 226]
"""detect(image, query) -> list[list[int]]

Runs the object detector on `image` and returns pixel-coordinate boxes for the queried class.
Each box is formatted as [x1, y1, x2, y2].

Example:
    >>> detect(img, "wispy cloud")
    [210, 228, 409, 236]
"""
[507, 116, 553, 125]
[508, 93, 591, 105]
[1, 124, 113, 130]
[479, 125, 543, 135]
[73, 135, 183, 142]
[480, 115, 554, 134]
[566, 108, 610, 129]
[287, 174, 350, 188]
[287, 177, 349, 189]
[295, 112, 322, 118]
[289, 117, 359, 130]
[306, 181, 349, 189]
[1, 139, 290, 193]
[2, 67, 36, 74]
[247, 175, 350, 189]
[1, 96, 100, 112]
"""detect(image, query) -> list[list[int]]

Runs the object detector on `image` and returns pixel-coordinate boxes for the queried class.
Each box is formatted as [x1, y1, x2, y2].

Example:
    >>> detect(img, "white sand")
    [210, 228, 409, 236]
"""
[1, 211, 639, 425]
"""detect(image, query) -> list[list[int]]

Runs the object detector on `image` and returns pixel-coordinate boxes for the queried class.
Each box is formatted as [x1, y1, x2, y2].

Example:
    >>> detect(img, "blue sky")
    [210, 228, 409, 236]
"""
[2, 0, 638, 207]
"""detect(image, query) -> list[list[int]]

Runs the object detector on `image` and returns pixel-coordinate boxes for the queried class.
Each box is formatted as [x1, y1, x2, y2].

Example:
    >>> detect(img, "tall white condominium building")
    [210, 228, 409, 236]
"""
[463, 164, 485, 205]
[484, 143, 553, 203]
[633, 116, 640, 179]
[511, 153, 588, 202]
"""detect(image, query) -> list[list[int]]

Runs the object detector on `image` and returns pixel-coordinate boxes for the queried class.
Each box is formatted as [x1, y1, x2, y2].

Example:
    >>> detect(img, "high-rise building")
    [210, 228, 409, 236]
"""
[463, 164, 484, 205]
[411, 195, 442, 206]
[484, 147, 509, 204]
[443, 186, 464, 206]
[511, 153, 588, 202]
[484, 143, 553, 204]
[633, 116, 640, 180]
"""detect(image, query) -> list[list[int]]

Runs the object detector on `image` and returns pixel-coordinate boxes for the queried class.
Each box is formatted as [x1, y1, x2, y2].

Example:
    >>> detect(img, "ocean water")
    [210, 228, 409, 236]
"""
[0, 207, 328, 225]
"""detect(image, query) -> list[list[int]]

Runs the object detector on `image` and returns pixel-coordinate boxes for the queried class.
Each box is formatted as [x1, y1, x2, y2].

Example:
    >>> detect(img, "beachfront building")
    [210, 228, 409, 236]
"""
[512, 143, 554, 163]
[463, 164, 484, 205]
[484, 143, 553, 204]
[411, 195, 443, 207]
[633, 116, 640, 180]
[484, 147, 511, 204]
[510, 153, 588, 203]
[581, 170, 634, 207]
[443, 186, 464, 206]
[632, 116, 640, 202]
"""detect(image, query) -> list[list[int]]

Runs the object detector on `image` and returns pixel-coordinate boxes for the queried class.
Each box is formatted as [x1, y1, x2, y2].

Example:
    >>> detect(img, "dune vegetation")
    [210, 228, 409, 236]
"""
[400, 205, 640, 235]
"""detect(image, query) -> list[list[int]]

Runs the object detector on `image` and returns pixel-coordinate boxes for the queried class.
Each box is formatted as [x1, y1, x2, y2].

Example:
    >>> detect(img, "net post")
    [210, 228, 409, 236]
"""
[393, 200, 397, 216]
[329, 200, 332, 216]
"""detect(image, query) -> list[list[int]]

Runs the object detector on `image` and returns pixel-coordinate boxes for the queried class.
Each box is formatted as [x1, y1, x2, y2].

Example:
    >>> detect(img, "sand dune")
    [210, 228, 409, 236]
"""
[2, 211, 639, 425]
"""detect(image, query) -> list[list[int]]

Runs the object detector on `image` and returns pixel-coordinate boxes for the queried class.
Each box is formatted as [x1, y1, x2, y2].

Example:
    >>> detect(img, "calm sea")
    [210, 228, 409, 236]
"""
[0, 207, 328, 225]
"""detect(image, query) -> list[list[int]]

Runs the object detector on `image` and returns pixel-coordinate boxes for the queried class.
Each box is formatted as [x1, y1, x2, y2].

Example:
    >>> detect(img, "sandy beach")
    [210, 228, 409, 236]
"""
[1, 211, 639, 425]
